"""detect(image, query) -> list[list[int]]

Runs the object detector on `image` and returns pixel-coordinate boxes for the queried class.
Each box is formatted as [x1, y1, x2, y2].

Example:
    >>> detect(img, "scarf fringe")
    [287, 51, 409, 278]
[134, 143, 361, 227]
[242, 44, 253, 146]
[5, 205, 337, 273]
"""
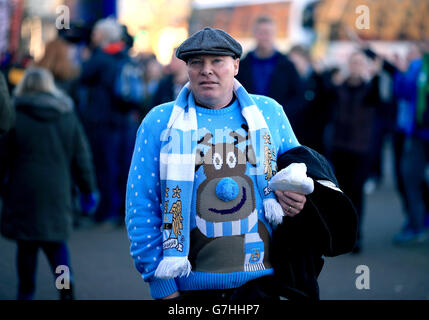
[154, 257, 192, 279]
[263, 198, 284, 226]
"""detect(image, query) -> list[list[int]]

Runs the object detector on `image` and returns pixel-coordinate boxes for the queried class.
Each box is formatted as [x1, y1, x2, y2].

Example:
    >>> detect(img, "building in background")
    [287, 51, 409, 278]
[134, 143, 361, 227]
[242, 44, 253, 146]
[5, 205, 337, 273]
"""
[3, 0, 429, 70]
[314, 0, 429, 66]
[189, 0, 319, 53]
[189, 0, 429, 66]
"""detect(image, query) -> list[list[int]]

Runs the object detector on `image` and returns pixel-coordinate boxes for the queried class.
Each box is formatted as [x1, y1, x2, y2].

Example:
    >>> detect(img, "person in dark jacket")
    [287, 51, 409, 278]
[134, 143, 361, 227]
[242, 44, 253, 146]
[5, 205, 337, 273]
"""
[288, 45, 333, 154]
[236, 15, 303, 122]
[0, 72, 13, 135]
[150, 49, 188, 108]
[347, 30, 429, 243]
[78, 18, 139, 227]
[328, 51, 378, 253]
[0, 67, 98, 300]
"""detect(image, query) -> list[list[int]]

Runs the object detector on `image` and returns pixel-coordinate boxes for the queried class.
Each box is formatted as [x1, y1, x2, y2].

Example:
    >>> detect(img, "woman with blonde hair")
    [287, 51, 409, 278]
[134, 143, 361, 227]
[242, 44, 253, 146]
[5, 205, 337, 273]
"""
[0, 67, 98, 299]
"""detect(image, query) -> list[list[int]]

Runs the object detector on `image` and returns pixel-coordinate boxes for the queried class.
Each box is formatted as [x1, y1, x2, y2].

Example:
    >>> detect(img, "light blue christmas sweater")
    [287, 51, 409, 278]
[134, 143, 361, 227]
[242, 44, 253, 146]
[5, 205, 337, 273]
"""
[125, 95, 300, 299]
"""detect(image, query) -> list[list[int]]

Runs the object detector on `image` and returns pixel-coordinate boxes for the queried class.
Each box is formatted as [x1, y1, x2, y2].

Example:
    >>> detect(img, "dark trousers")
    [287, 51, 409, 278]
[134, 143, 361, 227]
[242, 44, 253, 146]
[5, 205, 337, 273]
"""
[400, 137, 429, 232]
[16, 240, 72, 300]
[393, 132, 429, 217]
[85, 123, 137, 223]
[331, 150, 370, 244]
[393, 131, 409, 211]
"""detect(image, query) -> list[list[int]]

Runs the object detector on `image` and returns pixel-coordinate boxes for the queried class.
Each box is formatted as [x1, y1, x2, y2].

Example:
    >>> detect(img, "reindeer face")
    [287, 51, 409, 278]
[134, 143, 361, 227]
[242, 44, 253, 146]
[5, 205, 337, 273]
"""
[196, 125, 257, 223]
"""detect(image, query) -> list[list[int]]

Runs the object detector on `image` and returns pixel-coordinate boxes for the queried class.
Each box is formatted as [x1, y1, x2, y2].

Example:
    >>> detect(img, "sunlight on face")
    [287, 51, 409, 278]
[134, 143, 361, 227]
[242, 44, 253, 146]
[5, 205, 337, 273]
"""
[187, 55, 239, 109]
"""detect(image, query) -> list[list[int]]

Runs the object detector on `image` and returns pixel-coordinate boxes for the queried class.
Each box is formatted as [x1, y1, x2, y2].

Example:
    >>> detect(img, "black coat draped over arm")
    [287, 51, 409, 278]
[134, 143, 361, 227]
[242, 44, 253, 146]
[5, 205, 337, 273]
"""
[270, 146, 358, 300]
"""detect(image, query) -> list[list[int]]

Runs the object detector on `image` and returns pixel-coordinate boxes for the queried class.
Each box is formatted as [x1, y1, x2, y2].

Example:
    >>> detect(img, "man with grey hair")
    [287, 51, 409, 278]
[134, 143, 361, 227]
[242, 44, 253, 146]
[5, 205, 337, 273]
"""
[78, 18, 139, 227]
[91, 18, 123, 49]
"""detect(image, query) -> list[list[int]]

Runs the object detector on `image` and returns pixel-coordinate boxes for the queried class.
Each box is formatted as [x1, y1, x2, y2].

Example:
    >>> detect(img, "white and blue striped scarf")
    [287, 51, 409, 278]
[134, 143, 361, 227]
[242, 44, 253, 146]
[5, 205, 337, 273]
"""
[155, 79, 284, 279]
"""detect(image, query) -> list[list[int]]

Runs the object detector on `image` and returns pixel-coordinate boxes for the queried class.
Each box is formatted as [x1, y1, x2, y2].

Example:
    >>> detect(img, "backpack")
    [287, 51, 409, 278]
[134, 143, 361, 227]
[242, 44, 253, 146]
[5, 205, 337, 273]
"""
[113, 57, 144, 109]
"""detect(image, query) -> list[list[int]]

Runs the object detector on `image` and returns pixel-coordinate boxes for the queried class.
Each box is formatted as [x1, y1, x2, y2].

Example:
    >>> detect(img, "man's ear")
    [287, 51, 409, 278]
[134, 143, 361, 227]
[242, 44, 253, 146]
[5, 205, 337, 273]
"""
[234, 58, 240, 76]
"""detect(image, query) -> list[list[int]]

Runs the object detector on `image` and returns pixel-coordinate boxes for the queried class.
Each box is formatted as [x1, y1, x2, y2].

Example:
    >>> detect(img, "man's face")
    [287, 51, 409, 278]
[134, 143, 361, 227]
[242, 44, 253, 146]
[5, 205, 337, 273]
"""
[253, 22, 275, 52]
[187, 55, 239, 108]
[348, 52, 366, 78]
[289, 52, 309, 77]
[91, 28, 103, 47]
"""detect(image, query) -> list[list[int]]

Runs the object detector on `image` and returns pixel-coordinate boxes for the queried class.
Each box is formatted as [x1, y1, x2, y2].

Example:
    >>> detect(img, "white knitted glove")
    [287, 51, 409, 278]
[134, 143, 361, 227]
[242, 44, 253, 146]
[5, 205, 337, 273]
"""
[268, 163, 314, 195]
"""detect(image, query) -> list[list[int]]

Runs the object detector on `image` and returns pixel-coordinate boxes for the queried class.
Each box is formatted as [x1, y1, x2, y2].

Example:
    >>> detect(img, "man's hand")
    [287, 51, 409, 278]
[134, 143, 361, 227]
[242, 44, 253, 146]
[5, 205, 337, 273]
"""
[274, 190, 307, 217]
[162, 291, 180, 300]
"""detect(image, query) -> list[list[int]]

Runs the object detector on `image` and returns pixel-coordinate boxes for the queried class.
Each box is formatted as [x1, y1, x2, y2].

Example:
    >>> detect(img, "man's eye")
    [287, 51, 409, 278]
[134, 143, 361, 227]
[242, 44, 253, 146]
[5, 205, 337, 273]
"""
[190, 60, 202, 65]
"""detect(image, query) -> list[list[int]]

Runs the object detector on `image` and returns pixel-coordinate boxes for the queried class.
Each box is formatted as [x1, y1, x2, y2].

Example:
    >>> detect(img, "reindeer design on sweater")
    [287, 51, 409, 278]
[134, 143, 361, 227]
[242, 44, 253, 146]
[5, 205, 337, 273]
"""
[189, 124, 272, 273]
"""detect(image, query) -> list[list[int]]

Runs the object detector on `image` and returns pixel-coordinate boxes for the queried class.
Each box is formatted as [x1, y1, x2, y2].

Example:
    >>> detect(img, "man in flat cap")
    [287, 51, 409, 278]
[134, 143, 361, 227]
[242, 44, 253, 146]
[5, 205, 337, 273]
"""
[125, 27, 357, 301]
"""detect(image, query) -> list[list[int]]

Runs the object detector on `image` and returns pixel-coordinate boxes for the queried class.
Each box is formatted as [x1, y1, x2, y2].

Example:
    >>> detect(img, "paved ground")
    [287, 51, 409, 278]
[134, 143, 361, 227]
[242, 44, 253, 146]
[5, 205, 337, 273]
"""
[1, 141, 428, 300]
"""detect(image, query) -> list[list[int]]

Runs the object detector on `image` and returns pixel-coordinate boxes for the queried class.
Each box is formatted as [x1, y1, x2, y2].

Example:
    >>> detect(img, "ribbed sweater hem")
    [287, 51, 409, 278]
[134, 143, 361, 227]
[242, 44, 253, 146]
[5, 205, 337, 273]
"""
[176, 268, 274, 292]
[149, 268, 274, 298]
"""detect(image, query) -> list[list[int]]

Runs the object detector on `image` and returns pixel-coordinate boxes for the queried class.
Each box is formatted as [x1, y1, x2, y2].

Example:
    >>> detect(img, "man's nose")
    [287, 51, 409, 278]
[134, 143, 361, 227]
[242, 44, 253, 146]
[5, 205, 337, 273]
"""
[201, 61, 213, 75]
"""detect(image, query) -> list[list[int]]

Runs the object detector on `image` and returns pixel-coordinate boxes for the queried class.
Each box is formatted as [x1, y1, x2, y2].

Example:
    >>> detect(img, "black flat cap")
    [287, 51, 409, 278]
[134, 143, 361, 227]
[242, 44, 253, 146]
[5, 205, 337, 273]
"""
[176, 27, 242, 62]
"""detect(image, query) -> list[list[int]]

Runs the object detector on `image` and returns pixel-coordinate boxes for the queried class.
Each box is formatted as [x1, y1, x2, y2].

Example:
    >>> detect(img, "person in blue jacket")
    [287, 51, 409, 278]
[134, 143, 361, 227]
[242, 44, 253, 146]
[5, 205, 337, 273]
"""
[393, 42, 429, 244]
[393, 43, 429, 244]
[78, 18, 139, 227]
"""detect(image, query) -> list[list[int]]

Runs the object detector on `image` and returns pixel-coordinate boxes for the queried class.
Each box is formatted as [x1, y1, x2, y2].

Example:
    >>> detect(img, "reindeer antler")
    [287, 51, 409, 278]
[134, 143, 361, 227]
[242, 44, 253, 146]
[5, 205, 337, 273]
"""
[195, 133, 214, 172]
[230, 124, 249, 146]
[198, 133, 214, 147]
[228, 124, 257, 166]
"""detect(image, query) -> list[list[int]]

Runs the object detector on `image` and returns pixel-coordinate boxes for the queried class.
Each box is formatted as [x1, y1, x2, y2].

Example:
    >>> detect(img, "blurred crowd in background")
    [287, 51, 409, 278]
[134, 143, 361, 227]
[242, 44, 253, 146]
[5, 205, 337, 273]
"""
[1, 0, 429, 300]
